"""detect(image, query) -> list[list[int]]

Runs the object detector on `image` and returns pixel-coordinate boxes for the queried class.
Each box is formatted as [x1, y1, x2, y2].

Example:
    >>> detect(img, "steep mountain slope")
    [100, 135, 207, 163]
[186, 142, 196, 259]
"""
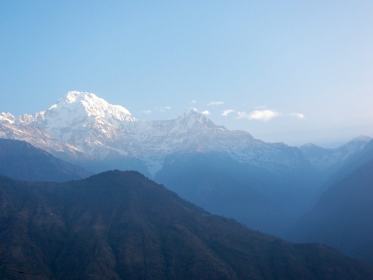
[0, 138, 88, 182]
[0, 171, 372, 280]
[155, 152, 321, 238]
[294, 151, 373, 261]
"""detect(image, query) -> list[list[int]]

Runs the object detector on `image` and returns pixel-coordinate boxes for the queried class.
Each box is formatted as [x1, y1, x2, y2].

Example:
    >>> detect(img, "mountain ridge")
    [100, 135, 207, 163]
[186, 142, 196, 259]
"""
[0, 91, 305, 174]
[1, 170, 373, 280]
[1, 91, 368, 175]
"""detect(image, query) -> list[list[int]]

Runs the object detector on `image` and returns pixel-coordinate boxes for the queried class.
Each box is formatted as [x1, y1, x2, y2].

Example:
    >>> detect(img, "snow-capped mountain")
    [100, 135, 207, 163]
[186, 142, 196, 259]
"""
[0, 91, 136, 157]
[43, 91, 135, 131]
[0, 91, 369, 174]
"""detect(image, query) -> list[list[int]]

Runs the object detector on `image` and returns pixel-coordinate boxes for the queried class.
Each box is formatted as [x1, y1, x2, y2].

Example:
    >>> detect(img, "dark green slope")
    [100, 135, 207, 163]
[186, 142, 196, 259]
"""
[0, 171, 372, 280]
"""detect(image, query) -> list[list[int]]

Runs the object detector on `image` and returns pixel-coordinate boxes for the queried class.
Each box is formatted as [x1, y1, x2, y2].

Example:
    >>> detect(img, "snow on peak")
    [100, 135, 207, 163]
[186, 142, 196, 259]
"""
[56, 90, 134, 121]
[22, 90, 137, 149]
[41, 91, 135, 129]
[181, 109, 210, 121]
[0, 112, 15, 124]
[65, 90, 88, 103]
[177, 109, 220, 130]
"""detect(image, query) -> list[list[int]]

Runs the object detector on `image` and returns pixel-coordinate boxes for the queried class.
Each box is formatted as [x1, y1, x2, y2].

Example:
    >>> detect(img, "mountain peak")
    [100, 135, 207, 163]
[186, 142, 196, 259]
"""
[87, 170, 148, 182]
[22, 91, 137, 150]
[65, 90, 96, 103]
[339, 135, 372, 153]
[182, 109, 206, 120]
[53, 90, 134, 121]
[349, 135, 372, 144]
[177, 109, 219, 130]
[65, 90, 90, 103]
[0, 112, 15, 124]
[42, 91, 135, 131]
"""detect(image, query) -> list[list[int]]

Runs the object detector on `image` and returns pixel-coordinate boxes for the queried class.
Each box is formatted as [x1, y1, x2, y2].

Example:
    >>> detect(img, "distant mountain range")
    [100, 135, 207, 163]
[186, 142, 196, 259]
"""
[0, 91, 371, 238]
[0, 138, 88, 182]
[300, 136, 372, 173]
[1, 91, 369, 174]
[0, 171, 372, 280]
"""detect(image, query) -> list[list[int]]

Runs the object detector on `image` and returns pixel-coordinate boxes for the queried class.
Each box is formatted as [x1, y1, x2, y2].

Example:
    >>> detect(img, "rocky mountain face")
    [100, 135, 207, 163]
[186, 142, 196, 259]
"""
[0, 171, 372, 280]
[0, 138, 88, 182]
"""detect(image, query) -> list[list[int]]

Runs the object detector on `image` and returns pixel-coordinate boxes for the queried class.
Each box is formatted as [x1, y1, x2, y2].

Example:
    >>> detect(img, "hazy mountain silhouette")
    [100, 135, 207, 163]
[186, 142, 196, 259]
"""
[294, 144, 373, 261]
[329, 140, 373, 183]
[0, 171, 372, 280]
[0, 138, 88, 181]
[155, 152, 323, 238]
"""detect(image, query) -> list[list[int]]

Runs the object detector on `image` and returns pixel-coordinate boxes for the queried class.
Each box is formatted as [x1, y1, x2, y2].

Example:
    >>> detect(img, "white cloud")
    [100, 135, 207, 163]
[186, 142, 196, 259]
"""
[238, 109, 280, 122]
[236, 111, 249, 119]
[249, 110, 280, 121]
[207, 101, 224, 106]
[201, 110, 210, 116]
[236, 109, 305, 122]
[222, 109, 235, 117]
[289, 112, 305, 119]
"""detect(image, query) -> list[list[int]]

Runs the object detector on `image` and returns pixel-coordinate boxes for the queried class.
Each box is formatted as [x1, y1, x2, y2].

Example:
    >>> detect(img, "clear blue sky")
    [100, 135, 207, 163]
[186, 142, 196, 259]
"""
[1, 0, 373, 146]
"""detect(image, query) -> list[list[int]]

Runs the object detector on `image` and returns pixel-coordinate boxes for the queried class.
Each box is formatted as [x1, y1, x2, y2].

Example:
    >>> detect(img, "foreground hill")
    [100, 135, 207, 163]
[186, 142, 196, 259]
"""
[0, 171, 372, 280]
[0, 138, 88, 181]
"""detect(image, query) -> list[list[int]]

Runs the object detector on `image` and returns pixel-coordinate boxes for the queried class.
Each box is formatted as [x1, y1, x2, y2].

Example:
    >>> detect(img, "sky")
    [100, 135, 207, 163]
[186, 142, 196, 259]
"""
[1, 0, 373, 146]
